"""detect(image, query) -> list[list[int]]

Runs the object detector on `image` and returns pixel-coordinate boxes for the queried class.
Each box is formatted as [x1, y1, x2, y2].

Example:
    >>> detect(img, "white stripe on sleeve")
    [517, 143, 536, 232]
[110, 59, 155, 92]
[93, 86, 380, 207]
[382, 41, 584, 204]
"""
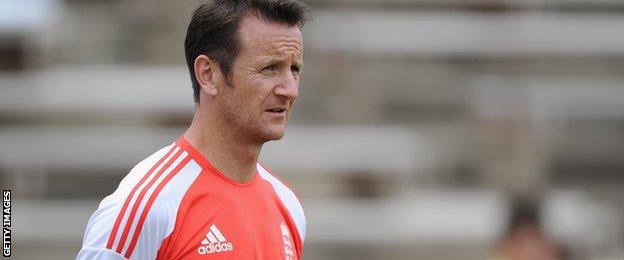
[257, 164, 306, 242]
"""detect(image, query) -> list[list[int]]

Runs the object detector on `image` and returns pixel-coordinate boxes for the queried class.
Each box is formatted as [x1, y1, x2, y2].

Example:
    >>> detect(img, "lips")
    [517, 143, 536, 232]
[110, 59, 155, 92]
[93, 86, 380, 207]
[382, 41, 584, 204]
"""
[265, 107, 287, 113]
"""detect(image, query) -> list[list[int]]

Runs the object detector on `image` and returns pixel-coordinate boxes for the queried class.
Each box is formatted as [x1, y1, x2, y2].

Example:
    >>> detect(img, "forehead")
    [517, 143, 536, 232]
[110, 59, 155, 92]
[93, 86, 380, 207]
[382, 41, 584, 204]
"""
[237, 15, 303, 58]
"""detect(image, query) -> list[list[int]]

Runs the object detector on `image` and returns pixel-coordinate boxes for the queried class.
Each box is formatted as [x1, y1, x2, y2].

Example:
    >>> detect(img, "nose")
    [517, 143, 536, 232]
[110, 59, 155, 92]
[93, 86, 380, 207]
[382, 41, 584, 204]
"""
[274, 71, 299, 101]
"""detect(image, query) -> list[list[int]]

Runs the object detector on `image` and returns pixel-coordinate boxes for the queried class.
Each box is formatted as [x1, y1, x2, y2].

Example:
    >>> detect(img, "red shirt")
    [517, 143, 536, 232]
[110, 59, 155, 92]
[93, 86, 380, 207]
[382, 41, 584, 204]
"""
[78, 138, 306, 260]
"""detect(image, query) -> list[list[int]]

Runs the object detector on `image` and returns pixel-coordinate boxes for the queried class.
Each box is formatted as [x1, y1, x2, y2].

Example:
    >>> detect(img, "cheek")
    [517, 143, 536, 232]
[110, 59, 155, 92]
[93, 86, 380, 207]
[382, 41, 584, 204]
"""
[233, 73, 278, 108]
[247, 80, 274, 104]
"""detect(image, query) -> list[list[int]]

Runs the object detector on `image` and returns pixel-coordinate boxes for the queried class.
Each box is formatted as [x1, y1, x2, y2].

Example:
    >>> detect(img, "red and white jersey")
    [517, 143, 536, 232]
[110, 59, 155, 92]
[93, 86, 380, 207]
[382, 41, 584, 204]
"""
[77, 138, 306, 260]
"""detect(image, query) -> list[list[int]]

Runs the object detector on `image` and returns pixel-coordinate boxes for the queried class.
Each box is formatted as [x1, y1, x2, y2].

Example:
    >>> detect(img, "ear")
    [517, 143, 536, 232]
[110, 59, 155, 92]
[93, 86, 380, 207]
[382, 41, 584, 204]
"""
[194, 54, 221, 96]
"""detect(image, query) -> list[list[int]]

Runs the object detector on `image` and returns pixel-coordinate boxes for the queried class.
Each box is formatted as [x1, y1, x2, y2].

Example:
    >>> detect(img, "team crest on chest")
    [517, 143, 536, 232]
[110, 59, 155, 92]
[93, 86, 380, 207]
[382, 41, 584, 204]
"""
[197, 224, 234, 255]
[281, 221, 295, 260]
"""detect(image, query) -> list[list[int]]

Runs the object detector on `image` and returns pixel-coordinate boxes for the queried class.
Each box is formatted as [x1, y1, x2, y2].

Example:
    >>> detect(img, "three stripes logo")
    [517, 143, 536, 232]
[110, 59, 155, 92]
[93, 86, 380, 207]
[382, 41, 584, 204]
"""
[106, 144, 192, 259]
[197, 224, 234, 255]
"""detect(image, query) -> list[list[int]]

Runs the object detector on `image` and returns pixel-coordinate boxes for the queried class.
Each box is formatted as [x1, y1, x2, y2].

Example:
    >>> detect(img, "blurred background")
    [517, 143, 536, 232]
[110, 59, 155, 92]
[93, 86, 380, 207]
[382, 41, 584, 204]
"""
[1, 0, 623, 259]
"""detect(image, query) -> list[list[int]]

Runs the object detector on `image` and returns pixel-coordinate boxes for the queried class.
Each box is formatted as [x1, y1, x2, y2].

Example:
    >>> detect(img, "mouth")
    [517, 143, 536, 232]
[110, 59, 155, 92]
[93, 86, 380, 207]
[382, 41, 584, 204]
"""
[265, 107, 287, 114]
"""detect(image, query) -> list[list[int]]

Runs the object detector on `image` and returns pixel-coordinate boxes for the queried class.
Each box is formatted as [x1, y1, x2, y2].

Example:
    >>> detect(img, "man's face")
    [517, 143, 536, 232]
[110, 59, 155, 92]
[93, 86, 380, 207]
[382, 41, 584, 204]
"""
[216, 15, 303, 144]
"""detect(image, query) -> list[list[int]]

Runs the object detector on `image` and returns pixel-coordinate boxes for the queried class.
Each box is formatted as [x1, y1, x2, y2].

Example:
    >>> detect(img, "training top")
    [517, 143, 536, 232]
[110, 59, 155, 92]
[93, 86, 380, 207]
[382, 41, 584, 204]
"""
[77, 137, 306, 260]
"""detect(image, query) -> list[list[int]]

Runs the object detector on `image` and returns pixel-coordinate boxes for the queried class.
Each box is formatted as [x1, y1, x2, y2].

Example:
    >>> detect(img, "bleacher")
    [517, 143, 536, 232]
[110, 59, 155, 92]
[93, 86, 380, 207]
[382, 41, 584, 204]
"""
[1, 0, 623, 259]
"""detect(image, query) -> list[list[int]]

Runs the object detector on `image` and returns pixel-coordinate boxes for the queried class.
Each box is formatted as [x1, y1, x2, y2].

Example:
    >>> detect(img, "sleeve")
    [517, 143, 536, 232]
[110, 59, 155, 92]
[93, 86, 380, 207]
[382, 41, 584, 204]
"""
[77, 247, 126, 260]
[77, 188, 174, 260]
[256, 164, 307, 244]
[78, 145, 203, 260]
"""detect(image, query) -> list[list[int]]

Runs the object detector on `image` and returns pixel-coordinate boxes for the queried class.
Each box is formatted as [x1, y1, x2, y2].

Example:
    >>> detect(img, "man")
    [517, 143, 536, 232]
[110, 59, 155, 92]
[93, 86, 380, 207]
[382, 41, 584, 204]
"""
[489, 199, 563, 260]
[77, 0, 309, 259]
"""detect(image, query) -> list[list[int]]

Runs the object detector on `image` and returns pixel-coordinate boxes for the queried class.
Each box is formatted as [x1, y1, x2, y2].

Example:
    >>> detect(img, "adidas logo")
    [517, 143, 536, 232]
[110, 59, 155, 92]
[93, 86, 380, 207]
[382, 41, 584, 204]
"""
[197, 224, 234, 255]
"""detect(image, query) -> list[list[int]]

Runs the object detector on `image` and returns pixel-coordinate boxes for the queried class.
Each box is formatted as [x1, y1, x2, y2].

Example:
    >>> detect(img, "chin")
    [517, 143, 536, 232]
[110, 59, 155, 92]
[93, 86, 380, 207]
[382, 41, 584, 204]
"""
[259, 126, 286, 142]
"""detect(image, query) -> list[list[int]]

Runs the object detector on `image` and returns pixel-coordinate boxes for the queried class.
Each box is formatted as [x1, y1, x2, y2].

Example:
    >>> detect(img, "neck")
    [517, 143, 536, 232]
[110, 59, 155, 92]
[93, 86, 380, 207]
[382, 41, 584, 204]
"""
[184, 108, 261, 183]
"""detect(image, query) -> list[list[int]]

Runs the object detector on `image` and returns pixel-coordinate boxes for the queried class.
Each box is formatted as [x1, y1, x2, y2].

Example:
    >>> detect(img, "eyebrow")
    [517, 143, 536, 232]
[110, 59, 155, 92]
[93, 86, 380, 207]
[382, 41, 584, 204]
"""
[259, 56, 303, 67]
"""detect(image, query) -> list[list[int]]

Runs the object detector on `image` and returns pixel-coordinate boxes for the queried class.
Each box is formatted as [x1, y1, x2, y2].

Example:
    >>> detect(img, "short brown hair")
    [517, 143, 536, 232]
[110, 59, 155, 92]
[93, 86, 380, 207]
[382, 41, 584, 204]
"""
[184, 0, 310, 103]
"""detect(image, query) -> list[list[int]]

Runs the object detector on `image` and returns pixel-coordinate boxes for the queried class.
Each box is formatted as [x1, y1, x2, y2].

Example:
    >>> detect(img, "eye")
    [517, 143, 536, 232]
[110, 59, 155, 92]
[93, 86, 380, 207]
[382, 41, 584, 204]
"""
[263, 64, 278, 72]
[291, 65, 301, 76]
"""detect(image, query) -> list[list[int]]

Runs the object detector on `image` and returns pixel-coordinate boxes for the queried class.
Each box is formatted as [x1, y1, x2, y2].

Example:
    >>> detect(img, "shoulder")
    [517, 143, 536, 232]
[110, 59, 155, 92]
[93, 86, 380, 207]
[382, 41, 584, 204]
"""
[256, 162, 307, 241]
[80, 142, 203, 259]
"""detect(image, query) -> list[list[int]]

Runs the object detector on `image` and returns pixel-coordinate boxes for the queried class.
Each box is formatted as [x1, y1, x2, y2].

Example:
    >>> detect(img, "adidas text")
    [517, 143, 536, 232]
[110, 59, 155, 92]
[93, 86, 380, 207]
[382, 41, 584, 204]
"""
[197, 242, 234, 255]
